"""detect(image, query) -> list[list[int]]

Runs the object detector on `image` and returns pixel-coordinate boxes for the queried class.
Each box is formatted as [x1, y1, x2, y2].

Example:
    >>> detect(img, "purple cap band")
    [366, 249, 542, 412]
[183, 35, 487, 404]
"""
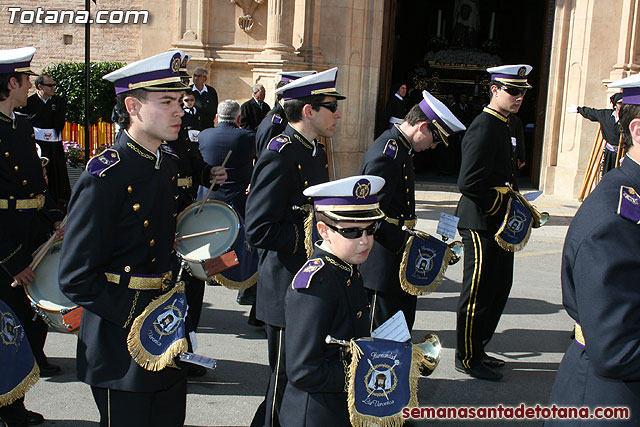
[114, 68, 179, 94]
[314, 195, 378, 207]
[280, 77, 294, 83]
[283, 81, 335, 100]
[623, 87, 640, 105]
[491, 73, 528, 80]
[0, 61, 30, 74]
[418, 99, 453, 134]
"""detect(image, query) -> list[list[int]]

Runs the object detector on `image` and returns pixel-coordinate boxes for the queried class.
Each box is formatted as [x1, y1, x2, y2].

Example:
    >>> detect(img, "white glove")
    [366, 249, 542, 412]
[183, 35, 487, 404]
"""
[566, 104, 578, 114]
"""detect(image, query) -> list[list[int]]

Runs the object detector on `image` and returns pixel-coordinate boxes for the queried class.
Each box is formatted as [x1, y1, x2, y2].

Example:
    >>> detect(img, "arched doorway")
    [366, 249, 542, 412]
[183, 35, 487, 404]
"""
[376, 0, 555, 188]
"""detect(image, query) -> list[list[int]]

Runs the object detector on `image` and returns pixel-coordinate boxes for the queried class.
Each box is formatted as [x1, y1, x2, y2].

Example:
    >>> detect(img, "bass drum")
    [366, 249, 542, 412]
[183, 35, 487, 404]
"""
[24, 239, 82, 332]
[176, 200, 240, 280]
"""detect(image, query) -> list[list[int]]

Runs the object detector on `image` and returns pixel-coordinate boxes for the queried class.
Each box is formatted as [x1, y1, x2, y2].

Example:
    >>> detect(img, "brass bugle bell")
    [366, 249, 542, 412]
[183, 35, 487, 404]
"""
[325, 335, 350, 347]
[415, 333, 441, 376]
[447, 241, 463, 265]
[534, 210, 550, 228]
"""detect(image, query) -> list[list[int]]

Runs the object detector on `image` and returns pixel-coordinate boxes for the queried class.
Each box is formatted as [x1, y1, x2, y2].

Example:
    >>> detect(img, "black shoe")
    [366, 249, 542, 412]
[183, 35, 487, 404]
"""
[237, 296, 256, 306]
[247, 317, 264, 327]
[187, 364, 207, 377]
[38, 361, 61, 377]
[455, 359, 502, 381]
[481, 354, 505, 369]
[24, 411, 44, 426]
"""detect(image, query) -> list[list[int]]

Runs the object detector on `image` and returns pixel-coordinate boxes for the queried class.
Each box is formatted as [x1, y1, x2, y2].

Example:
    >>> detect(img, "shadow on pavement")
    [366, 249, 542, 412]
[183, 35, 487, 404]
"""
[187, 358, 268, 397]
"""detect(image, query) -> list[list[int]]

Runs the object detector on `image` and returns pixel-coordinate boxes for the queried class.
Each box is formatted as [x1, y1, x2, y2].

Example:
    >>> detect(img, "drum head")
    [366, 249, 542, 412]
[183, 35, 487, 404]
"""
[176, 200, 240, 261]
[26, 240, 76, 312]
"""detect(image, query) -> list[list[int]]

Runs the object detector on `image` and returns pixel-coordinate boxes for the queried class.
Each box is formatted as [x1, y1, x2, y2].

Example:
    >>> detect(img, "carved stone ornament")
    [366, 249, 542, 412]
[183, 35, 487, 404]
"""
[231, 0, 265, 32]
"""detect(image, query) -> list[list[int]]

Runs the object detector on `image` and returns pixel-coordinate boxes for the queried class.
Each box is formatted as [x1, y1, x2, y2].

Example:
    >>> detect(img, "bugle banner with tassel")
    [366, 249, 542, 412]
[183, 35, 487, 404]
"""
[493, 187, 550, 252]
[0, 299, 39, 407]
[127, 282, 188, 372]
[399, 228, 462, 296]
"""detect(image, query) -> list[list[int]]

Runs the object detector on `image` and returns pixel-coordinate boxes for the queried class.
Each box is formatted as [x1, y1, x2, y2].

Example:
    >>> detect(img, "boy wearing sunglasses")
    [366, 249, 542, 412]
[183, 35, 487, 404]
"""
[245, 67, 345, 427]
[280, 175, 384, 426]
[455, 64, 533, 381]
[360, 90, 465, 336]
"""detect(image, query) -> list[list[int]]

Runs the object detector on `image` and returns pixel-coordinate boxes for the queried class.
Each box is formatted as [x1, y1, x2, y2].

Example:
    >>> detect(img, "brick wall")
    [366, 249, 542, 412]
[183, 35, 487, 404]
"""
[0, 0, 145, 71]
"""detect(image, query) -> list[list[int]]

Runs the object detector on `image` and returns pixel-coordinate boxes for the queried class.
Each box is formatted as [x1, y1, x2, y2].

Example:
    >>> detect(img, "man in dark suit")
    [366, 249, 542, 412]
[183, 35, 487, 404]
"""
[546, 73, 640, 426]
[21, 74, 69, 209]
[255, 71, 316, 156]
[59, 51, 191, 426]
[360, 90, 465, 334]
[455, 64, 532, 381]
[245, 67, 345, 427]
[192, 66, 218, 130]
[240, 84, 270, 132]
[198, 99, 255, 217]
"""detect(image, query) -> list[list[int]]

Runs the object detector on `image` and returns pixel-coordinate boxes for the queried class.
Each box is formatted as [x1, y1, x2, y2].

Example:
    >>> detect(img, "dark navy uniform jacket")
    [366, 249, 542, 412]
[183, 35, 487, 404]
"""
[22, 93, 67, 135]
[280, 244, 370, 427]
[0, 112, 61, 277]
[456, 107, 515, 232]
[245, 124, 329, 327]
[547, 157, 640, 425]
[578, 106, 620, 147]
[167, 130, 212, 212]
[359, 125, 413, 294]
[59, 132, 186, 392]
[197, 122, 255, 216]
[255, 102, 287, 155]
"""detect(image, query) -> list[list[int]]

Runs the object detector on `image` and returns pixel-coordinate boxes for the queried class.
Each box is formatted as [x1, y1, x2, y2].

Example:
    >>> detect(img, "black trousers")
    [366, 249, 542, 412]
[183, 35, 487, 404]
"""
[37, 140, 71, 206]
[456, 229, 514, 368]
[185, 275, 205, 330]
[250, 325, 285, 427]
[91, 380, 187, 427]
[368, 289, 417, 334]
[0, 270, 48, 365]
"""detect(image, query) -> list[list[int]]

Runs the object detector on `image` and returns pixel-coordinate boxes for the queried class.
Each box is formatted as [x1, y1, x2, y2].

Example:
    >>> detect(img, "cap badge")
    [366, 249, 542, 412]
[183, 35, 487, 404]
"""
[353, 179, 371, 199]
[518, 67, 526, 77]
[171, 56, 181, 73]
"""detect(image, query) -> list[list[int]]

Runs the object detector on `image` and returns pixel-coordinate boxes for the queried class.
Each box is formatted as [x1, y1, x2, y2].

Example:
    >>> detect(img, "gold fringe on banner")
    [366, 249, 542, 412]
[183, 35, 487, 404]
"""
[399, 234, 453, 297]
[301, 204, 315, 257]
[347, 340, 425, 427]
[0, 363, 39, 407]
[127, 282, 189, 372]
[494, 197, 533, 252]
[212, 271, 257, 290]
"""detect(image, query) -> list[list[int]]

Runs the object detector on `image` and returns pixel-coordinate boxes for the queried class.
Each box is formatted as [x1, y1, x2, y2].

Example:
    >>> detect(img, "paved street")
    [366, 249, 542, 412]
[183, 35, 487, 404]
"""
[23, 184, 580, 426]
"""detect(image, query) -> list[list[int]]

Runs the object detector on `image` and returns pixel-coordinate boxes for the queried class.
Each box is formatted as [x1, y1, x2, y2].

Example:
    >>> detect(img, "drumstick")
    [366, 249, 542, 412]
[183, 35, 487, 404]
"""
[176, 227, 230, 241]
[11, 215, 67, 287]
[196, 150, 232, 216]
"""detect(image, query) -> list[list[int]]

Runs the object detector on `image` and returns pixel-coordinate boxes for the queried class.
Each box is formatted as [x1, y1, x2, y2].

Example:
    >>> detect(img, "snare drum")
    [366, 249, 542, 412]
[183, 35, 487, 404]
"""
[24, 240, 82, 332]
[176, 200, 240, 280]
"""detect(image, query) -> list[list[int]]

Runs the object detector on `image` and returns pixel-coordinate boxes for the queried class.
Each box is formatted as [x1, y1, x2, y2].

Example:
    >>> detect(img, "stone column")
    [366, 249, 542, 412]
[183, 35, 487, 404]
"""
[260, 0, 297, 59]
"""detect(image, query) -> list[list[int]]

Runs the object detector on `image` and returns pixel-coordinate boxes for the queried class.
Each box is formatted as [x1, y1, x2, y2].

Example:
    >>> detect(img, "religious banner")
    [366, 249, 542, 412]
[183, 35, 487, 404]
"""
[399, 230, 453, 296]
[347, 338, 425, 427]
[0, 299, 39, 407]
[127, 282, 189, 371]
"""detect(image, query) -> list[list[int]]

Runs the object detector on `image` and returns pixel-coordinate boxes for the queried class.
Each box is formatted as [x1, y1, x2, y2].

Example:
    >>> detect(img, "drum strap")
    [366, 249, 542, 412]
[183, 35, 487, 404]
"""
[105, 271, 172, 290]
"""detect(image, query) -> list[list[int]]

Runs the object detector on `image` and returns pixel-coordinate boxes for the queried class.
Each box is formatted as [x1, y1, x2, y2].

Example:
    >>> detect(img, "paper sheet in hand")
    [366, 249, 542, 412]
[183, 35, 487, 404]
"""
[523, 191, 543, 202]
[437, 212, 459, 240]
[179, 352, 217, 369]
[371, 310, 411, 342]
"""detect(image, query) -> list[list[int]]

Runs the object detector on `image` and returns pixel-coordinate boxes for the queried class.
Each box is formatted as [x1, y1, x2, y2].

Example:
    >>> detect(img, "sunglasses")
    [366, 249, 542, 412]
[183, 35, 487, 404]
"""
[41, 83, 55, 87]
[501, 86, 527, 97]
[427, 123, 443, 144]
[325, 222, 379, 239]
[312, 102, 339, 113]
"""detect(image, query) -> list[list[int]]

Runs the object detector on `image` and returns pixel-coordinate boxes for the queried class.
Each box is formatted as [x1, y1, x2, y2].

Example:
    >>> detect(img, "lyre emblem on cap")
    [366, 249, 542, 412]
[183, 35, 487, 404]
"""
[171, 56, 181, 73]
[180, 57, 188, 68]
[518, 67, 526, 76]
[353, 179, 371, 199]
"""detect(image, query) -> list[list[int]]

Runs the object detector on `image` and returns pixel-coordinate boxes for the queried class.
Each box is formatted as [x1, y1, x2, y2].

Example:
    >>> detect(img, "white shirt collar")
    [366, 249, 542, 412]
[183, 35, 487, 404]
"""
[38, 93, 49, 104]
[192, 84, 208, 94]
[394, 93, 404, 101]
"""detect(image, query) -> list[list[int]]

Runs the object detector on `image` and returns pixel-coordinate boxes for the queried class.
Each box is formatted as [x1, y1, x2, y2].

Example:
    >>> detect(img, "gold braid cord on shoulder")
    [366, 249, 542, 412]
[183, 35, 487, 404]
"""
[399, 233, 453, 296]
[126, 282, 189, 372]
[0, 363, 39, 407]
[346, 340, 426, 427]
